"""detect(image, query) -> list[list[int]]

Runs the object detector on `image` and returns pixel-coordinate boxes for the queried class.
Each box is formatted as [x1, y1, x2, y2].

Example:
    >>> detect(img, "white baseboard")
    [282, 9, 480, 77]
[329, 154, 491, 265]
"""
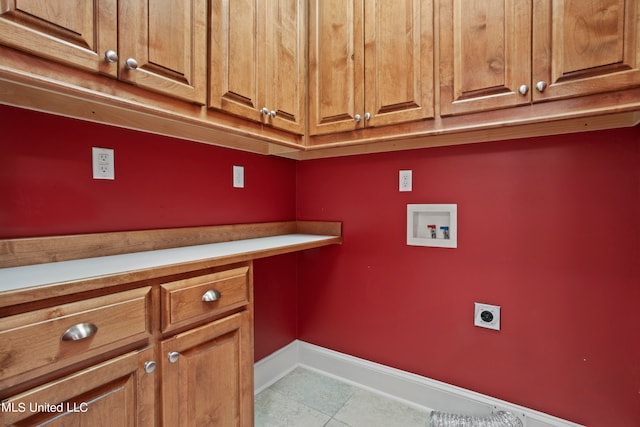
[254, 340, 301, 394]
[254, 340, 585, 427]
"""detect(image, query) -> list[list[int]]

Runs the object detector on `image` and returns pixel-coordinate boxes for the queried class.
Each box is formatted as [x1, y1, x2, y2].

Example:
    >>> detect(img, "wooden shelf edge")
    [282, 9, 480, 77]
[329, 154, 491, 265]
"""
[296, 220, 342, 237]
[0, 64, 304, 155]
[0, 234, 343, 308]
[291, 109, 640, 160]
[5, 45, 637, 162]
[3, 60, 639, 161]
[0, 221, 342, 268]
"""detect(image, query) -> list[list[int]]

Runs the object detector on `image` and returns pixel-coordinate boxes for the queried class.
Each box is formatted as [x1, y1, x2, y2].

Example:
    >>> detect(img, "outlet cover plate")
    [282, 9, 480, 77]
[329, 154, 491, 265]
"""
[474, 302, 501, 331]
[92, 147, 114, 180]
[233, 165, 245, 188]
[399, 170, 412, 192]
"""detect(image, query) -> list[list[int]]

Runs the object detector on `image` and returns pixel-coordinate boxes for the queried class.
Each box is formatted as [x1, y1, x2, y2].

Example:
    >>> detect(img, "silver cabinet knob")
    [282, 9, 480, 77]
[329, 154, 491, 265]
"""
[518, 84, 529, 96]
[144, 361, 156, 374]
[124, 58, 138, 70]
[104, 50, 118, 63]
[364, 112, 371, 121]
[168, 352, 180, 363]
[354, 114, 361, 123]
[202, 289, 221, 302]
[535, 81, 548, 92]
[61, 323, 98, 341]
[260, 108, 277, 119]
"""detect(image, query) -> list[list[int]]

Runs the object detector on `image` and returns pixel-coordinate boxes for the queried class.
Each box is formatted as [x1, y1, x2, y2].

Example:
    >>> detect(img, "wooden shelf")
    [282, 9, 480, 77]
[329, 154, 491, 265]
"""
[0, 221, 342, 307]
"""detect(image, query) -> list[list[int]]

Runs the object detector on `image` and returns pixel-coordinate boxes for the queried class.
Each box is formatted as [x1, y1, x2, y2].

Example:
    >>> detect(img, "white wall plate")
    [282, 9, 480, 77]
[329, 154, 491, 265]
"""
[474, 302, 501, 331]
[407, 204, 457, 248]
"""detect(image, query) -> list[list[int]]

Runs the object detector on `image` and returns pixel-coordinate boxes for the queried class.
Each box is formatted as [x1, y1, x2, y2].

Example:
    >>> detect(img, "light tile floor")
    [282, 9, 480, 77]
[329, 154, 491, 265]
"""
[255, 367, 431, 427]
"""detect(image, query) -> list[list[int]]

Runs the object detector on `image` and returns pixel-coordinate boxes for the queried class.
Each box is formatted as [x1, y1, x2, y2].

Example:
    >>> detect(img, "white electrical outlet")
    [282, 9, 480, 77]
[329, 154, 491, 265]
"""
[399, 170, 412, 192]
[474, 303, 501, 331]
[92, 147, 114, 180]
[233, 165, 245, 188]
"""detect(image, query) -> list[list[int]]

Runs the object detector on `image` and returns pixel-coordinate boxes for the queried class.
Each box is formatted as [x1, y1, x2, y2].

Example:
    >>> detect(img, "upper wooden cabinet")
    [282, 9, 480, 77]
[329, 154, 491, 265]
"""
[209, 0, 306, 134]
[532, 0, 640, 101]
[0, 0, 119, 77]
[118, 0, 207, 103]
[308, 0, 434, 135]
[439, 0, 531, 116]
[0, 0, 638, 155]
[0, 0, 206, 103]
[440, 0, 640, 116]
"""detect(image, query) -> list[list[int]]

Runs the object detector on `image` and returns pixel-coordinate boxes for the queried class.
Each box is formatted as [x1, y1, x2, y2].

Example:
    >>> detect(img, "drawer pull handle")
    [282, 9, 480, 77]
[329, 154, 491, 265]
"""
[168, 351, 180, 363]
[61, 323, 98, 341]
[202, 289, 221, 302]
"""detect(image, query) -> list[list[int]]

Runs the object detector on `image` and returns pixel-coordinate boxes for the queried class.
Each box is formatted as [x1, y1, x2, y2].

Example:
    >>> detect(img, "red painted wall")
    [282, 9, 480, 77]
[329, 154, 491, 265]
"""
[0, 105, 296, 237]
[253, 253, 299, 361]
[0, 104, 298, 359]
[296, 127, 640, 427]
[3, 105, 640, 425]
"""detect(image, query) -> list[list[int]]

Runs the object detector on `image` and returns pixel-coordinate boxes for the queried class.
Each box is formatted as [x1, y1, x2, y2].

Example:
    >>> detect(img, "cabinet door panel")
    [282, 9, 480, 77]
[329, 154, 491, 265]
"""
[309, 0, 365, 135]
[0, 348, 155, 427]
[161, 312, 253, 427]
[439, 0, 532, 115]
[0, 0, 117, 76]
[533, 0, 640, 101]
[263, 0, 306, 134]
[209, 0, 260, 119]
[364, 0, 434, 126]
[119, 0, 206, 103]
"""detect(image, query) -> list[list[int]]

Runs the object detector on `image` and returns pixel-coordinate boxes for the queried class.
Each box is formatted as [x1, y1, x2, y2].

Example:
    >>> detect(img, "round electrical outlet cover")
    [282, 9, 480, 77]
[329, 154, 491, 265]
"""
[480, 310, 494, 323]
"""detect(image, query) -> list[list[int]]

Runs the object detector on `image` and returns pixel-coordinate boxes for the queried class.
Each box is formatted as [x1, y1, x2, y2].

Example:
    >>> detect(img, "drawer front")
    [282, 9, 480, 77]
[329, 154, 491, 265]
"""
[161, 266, 250, 332]
[0, 287, 151, 389]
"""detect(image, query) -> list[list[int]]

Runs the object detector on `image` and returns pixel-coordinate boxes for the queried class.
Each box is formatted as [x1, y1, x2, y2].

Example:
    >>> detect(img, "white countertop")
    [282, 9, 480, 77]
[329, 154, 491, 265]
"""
[0, 234, 337, 293]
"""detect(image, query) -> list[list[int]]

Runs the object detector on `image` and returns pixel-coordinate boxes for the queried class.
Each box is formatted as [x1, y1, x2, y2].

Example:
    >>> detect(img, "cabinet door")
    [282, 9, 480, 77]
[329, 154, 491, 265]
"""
[309, 0, 365, 135]
[161, 312, 253, 427]
[532, 0, 640, 101]
[0, 348, 155, 426]
[262, 0, 307, 134]
[0, 0, 118, 77]
[119, 0, 206, 103]
[439, 0, 532, 116]
[364, 0, 434, 127]
[209, 0, 261, 120]
[210, 0, 306, 134]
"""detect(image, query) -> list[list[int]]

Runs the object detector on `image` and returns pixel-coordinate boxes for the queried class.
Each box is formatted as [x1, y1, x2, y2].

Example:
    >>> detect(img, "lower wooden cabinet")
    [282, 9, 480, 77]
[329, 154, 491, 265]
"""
[160, 311, 253, 427]
[0, 347, 156, 426]
[0, 262, 254, 426]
